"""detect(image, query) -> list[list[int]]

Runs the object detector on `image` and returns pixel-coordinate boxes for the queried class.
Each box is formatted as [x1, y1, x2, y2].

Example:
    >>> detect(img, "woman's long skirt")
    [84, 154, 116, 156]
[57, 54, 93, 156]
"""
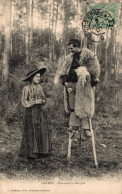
[20, 105, 51, 157]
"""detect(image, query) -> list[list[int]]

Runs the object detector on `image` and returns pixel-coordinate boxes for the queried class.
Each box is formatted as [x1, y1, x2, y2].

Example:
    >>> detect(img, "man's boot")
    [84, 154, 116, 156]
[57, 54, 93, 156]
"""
[78, 127, 87, 141]
[84, 129, 91, 138]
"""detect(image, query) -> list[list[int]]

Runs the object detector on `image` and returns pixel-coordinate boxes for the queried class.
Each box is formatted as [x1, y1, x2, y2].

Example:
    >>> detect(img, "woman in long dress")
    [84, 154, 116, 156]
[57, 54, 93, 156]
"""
[19, 67, 51, 159]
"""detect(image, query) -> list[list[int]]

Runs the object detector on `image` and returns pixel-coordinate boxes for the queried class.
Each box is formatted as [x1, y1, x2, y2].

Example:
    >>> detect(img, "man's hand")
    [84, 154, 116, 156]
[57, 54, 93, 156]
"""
[64, 82, 69, 87]
[86, 75, 91, 81]
[91, 78, 99, 87]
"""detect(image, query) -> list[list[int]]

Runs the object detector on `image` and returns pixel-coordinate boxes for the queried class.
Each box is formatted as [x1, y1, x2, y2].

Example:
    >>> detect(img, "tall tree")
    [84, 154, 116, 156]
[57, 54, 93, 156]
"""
[50, 0, 55, 60]
[2, 0, 12, 81]
[104, 30, 109, 83]
[60, 0, 68, 57]
[49, 0, 59, 60]
[30, 0, 33, 61]
[25, 0, 33, 65]
[81, 0, 87, 48]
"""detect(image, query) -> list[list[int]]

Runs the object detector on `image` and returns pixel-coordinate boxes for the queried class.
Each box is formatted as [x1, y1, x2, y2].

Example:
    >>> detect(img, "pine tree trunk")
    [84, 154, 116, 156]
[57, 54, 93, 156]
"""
[49, 3, 52, 61]
[10, 1, 14, 55]
[26, 0, 33, 65]
[60, 0, 67, 58]
[104, 30, 109, 83]
[25, 0, 30, 65]
[54, 3, 59, 59]
[54, 3, 58, 36]
[2, 0, 12, 82]
[81, 1, 87, 48]
[30, 0, 33, 62]
[50, 0, 54, 61]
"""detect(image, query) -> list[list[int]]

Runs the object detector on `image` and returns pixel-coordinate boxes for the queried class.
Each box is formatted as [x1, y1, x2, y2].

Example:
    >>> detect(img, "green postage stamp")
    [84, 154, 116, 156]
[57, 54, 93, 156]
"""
[87, 3, 119, 29]
[82, 3, 119, 42]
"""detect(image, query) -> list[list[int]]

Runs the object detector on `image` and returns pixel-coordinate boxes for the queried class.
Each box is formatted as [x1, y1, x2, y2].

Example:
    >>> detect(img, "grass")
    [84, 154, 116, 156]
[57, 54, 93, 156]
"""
[0, 76, 122, 181]
[0, 61, 122, 182]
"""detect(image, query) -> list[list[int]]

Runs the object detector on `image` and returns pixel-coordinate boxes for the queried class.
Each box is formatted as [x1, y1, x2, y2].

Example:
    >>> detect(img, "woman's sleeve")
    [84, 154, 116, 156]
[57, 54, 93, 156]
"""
[40, 86, 47, 105]
[41, 87, 46, 100]
[21, 86, 33, 108]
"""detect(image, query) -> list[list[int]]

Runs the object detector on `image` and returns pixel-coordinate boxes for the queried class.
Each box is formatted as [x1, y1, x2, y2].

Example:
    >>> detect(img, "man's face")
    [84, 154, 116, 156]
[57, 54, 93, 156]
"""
[68, 44, 79, 54]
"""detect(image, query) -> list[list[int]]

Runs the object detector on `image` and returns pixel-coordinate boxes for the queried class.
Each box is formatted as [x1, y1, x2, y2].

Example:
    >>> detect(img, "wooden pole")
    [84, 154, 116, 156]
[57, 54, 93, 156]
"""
[89, 118, 98, 168]
[67, 132, 73, 161]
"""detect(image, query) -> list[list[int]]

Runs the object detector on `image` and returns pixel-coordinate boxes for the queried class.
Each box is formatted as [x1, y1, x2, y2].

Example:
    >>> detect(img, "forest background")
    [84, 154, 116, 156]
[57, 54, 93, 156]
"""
[0, 0, 122, 180]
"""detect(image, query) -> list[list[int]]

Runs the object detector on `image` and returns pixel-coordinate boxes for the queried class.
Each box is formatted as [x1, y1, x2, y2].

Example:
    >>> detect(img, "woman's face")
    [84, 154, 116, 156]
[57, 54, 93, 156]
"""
[32, 73, 41, 84]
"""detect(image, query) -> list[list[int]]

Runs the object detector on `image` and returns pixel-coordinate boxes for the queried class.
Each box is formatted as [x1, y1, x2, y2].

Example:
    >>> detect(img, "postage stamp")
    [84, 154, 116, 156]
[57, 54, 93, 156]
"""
[82, 3, 119, 42]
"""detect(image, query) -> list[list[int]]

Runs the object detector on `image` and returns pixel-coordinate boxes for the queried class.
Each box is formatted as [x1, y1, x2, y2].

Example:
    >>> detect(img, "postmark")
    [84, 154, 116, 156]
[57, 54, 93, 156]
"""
[82, 3, 119, 42]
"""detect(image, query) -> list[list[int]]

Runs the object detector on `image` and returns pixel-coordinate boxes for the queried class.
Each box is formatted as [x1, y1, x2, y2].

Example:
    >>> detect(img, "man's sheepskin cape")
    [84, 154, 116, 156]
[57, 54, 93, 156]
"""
[55, 47, 100, 118]
[75, 66, 95, 118]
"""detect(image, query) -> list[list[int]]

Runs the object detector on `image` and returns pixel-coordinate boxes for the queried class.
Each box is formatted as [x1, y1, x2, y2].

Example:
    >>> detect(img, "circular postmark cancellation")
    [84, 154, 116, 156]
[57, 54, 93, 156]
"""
[82, 9, 115, 42]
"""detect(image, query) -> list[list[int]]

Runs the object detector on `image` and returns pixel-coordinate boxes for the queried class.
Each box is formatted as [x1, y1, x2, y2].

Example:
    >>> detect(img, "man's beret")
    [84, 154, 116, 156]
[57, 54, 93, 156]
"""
[68, 39, 81, 47]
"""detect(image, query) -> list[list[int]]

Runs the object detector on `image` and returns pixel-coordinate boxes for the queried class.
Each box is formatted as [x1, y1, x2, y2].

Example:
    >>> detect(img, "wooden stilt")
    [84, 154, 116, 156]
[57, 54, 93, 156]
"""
[89, 118, 98, 168]
[67, 132, 73, 161]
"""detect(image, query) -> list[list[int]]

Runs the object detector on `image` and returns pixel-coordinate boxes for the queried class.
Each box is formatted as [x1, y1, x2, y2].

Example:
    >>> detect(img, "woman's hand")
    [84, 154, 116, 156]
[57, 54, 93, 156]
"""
[29, 99, 46, 106]
[35, 99, 43, 104]
[30, 101, 37, 105]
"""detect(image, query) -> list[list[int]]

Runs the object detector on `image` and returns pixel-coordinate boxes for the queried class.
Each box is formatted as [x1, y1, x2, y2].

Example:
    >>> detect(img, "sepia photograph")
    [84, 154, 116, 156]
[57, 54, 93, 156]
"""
[0, 0, 122, 193]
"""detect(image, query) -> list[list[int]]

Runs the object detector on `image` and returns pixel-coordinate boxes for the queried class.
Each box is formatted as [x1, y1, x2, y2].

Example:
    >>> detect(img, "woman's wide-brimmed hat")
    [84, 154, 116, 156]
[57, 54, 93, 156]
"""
[22, 67, 46, 82]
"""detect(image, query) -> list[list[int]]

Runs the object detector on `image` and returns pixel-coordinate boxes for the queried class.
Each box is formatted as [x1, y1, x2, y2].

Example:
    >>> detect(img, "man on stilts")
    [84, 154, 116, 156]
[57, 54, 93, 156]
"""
[54, 39, 100, 166]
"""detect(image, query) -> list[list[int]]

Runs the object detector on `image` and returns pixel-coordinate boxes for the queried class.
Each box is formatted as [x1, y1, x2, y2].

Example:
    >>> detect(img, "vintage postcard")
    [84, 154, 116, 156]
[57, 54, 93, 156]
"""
[0, 0, 122, 193]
